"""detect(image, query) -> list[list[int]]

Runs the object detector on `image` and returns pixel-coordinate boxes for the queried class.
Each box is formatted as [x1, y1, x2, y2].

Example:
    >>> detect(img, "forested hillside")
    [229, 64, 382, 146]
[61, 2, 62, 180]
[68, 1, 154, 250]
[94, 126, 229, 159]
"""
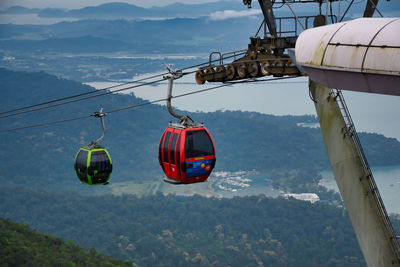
[1, 68, 399, 193]
[0, 187, 369, 266]
[0, 217, 132, 266]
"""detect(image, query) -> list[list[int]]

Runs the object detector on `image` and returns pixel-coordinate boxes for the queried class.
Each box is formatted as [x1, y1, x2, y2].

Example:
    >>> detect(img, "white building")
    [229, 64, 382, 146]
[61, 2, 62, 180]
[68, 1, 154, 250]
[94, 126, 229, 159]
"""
[283, 193, 320, 203]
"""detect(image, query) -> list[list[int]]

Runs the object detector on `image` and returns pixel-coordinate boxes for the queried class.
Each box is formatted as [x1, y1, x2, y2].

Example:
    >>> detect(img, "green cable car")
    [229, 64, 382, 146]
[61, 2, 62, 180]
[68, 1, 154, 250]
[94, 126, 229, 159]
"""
[74, 109, 112, 185]
[74, 146, 112, 185]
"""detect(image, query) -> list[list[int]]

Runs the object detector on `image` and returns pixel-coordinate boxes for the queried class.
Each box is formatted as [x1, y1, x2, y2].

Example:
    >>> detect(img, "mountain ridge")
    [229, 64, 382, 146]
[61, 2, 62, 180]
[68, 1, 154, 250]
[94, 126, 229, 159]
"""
[0, 1, 246, 19]
[1, 1, 398, 21]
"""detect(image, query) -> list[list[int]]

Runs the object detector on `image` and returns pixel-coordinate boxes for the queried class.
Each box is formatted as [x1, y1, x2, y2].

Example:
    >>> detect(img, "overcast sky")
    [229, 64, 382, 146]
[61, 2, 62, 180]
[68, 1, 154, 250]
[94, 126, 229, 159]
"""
[0, 0, 233, 9]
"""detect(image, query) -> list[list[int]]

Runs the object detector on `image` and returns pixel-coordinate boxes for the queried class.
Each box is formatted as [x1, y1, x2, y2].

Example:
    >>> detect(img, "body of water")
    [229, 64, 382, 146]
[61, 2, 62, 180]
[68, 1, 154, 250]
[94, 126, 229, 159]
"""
[320, 166, 400, 214]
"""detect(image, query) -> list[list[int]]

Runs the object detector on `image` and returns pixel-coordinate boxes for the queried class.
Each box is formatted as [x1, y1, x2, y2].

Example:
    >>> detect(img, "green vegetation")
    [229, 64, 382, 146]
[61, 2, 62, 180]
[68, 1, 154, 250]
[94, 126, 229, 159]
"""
[0, 187, 368, 266]
[268, 168, 342, 204]
[0, 217, 132, 266]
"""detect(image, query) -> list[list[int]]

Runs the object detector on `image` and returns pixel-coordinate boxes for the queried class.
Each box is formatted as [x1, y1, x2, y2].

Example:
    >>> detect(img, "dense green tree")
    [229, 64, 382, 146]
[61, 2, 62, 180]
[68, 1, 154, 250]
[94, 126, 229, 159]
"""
[0, 187, 371, 266]
[0, 217, 132, 266]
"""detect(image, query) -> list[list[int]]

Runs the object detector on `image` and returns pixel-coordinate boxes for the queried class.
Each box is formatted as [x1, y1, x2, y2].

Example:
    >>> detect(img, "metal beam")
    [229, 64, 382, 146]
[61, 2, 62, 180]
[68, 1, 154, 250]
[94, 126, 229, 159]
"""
[364, 0, 380, 17]
[258, 0, 277, 37]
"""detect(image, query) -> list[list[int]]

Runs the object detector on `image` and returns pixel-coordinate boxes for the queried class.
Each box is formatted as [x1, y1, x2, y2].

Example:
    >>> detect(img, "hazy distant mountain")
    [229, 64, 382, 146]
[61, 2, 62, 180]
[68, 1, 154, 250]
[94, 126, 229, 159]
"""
[0, 35, 134, 53]
[30, 1, 246, 19]
[0, 16, 259, 53]
[2, 1, 399, 21]
[0, 6, 40, 14]
[38, 3, 150, 19]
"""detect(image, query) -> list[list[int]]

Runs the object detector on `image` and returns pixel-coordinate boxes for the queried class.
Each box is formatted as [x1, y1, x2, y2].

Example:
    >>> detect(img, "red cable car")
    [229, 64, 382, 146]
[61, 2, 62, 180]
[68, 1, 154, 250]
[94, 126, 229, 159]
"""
[158, 69, 216, 184]
[159, 124, 216, 184]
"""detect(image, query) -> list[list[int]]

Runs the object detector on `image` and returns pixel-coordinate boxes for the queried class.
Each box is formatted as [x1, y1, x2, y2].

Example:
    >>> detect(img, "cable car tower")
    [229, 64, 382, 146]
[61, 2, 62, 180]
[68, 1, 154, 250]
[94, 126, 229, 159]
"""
[196, 0, 400, 266]
[297, 17, 400, 267]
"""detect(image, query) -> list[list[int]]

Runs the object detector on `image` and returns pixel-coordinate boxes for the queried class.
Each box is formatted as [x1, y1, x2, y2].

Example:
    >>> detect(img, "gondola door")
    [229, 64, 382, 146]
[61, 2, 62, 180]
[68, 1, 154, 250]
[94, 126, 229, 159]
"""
[181, 128, 216, 183]
[160, 127, 182, 181]
[168, 130, 181, 179]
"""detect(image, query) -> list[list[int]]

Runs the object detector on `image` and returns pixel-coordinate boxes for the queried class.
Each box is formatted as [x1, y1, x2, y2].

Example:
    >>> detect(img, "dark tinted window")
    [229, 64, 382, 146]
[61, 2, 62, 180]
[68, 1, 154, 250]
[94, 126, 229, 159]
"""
[75, 150, 88, 170]
[159, 132, 166, 164]
[185, 130, 214, 158]
[170, 133, 178, 165]
[75, 150, 89, 183]
[89, 150, 112, 184]
[163, 132, 171, 163]
[177, 137, 181, 171]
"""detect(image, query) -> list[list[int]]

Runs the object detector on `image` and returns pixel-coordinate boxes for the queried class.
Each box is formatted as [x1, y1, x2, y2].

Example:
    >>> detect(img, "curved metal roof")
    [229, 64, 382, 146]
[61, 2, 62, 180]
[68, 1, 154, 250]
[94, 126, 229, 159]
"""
[295, 18, 400, 95]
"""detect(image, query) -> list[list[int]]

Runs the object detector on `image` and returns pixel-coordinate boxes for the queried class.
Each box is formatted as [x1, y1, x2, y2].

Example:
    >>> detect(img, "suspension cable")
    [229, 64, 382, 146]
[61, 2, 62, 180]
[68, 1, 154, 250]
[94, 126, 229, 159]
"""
[0, 76, 300, 133]
[0, 78, 165, 119]
[0, 52, 246, 118]
[0, 72, 165, 116]
[0, 114, 92, 133]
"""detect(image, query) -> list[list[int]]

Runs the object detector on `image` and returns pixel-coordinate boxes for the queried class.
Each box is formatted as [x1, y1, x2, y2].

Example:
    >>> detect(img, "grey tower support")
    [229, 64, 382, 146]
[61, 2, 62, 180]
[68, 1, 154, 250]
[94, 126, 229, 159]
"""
[309, 80, 400, 266]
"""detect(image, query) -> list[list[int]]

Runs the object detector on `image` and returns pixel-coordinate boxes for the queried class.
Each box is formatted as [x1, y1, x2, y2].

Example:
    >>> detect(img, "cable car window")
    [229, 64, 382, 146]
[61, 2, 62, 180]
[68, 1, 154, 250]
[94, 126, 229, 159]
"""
[185, 130, 214, 158]
[89, 151, 112, 183]
[177, 137, 181, 171]
[170, 133, 178, 165]
[159, 132, 166, 164]
[75, 150, 88, 171]
[75, 150, 89, 182]
[90, 151, 111, 172]
[163, 132, 171, 163]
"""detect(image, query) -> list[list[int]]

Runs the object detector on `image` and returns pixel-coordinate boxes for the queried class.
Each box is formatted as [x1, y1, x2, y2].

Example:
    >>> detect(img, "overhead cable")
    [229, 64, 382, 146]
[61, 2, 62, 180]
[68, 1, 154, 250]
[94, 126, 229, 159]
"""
[0, 52, 246, 118]
[0, 115, 92, 133]
[0, 78, 165, 119]
[0, 72, 165, 117]
[0, 76, 299, 133]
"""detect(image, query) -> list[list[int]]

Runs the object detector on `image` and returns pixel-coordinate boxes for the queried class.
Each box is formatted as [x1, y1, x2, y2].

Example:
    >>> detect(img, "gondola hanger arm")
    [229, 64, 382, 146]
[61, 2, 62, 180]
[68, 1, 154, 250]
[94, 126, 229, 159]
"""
[163, 67, 197, 127]
[163, 65, 183, 80]
[164, 67, 185, 120]
[89, 108, 108, 149]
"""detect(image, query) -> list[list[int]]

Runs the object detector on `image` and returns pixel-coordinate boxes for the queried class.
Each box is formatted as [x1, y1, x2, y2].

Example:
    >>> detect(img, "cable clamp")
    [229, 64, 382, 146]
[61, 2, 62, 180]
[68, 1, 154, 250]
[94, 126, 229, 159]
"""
[91, 108, 108, 118]
[163, 65, 183, 80]
[243, 0, 252, 8]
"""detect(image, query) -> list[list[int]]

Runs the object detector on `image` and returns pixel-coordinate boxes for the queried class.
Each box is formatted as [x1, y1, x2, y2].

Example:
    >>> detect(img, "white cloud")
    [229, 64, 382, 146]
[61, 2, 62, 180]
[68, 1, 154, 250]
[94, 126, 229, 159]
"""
[209, 9, 262, 21]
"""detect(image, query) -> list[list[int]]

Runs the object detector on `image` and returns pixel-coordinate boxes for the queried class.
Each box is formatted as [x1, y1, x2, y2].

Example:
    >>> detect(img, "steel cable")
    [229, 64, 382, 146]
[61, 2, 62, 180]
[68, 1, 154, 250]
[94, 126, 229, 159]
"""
[0, 52, 246, 118]
[0, 76, 301, 133]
